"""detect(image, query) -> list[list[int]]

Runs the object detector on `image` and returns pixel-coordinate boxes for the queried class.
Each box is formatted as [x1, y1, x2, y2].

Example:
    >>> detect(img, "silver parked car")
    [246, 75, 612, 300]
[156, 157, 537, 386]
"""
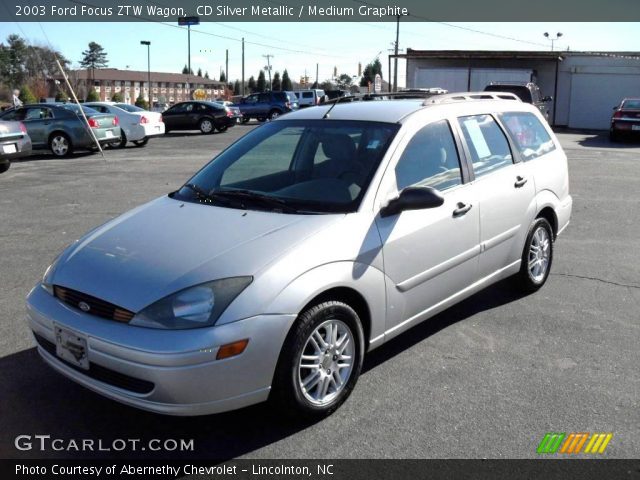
[0, 119, 32, 173]
[26, 93, 572, 418]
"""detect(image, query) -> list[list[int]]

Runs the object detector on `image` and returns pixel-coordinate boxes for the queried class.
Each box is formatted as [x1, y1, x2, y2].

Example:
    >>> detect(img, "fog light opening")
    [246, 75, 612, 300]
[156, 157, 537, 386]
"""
[216, 339, 249, 360]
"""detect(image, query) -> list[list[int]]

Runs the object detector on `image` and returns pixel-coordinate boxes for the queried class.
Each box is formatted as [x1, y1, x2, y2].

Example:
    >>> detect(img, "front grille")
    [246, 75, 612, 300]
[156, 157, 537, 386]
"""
[33, 332, 155, 395]
[54, 285, 134, 323]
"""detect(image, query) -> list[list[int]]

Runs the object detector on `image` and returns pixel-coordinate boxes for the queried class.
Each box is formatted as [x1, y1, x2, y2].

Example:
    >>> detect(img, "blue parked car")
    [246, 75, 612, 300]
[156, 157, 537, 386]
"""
[236, 91, 298, 122]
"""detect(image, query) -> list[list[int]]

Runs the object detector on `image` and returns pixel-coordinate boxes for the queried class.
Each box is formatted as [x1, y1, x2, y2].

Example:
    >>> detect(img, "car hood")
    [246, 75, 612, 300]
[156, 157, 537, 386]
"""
[51, 195, 340, 312]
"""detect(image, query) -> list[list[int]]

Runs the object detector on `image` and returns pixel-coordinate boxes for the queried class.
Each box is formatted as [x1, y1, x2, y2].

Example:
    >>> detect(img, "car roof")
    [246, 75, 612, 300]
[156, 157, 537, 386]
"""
[280, 95, 537, 124]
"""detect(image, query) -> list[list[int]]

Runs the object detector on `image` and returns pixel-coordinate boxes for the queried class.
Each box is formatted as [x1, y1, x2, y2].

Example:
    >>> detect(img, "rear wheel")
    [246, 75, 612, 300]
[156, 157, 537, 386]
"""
[268, 109, 281, 120]
[241, 117, 250, 124]
[609, 130, 619, 142]
[515, 217, 554, 293]
[271, 301, 364, 419]
[216, 125, 228, 133]
[132, 137, 148, 147]
[49, 133, 72, 157]
[199, 118, 214, 134]
[257, 117, 266, 123]
[0, 161, 9, 174]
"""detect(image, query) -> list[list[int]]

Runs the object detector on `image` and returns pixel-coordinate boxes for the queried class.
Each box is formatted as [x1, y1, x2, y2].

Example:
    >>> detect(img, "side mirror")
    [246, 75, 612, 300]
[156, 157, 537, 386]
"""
[380, 186, 445, 218]
[612, 106, 618, 110]
[541, 96, 553, 102]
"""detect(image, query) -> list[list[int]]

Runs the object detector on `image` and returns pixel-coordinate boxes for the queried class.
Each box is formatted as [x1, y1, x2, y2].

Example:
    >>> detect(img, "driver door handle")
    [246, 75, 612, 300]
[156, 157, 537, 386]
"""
[453, 202, 472, 217]
[514, 176, 528, 188]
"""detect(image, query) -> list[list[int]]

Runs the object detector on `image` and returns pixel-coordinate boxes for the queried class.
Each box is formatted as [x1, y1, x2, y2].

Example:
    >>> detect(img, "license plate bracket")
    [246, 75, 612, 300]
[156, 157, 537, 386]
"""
[54, 325, 89, 370]
[632, 125, 640, 131]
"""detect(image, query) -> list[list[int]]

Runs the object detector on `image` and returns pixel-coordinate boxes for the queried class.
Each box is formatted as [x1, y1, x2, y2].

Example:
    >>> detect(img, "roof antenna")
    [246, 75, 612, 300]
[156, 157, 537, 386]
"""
[322, 96, 350, 119]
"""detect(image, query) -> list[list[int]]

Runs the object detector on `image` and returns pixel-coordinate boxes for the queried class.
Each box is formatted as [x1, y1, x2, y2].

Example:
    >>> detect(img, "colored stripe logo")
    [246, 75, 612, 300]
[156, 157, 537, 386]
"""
[537, 433, 612, 454]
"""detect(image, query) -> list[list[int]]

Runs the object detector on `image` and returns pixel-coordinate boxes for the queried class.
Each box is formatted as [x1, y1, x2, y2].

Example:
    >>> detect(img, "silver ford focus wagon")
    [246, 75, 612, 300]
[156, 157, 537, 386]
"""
[26, 93, 572, 418]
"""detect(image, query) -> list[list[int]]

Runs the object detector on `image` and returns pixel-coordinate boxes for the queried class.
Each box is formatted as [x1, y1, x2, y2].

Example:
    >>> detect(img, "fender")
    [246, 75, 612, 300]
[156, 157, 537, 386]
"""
[262, 261, 387, 349]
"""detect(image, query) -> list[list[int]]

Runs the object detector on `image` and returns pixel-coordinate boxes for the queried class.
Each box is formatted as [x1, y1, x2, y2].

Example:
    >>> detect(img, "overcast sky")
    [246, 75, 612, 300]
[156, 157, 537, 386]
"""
[3, 22, 640, 86]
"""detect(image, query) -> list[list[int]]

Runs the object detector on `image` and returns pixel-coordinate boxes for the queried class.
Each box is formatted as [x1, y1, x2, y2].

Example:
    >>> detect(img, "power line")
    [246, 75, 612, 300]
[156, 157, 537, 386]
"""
[352, 0, 549, 48]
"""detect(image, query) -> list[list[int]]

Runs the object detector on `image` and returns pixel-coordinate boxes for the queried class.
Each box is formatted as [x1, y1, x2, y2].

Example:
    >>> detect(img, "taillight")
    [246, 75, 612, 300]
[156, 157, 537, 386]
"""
[113, 116, 119, 126]
[226, 109, 233, 118]
[19, 122, 27, 134]
[139, 115, 148, 124]
[613, 110, 624, 119]
[88, 118, 99, 128]
[159, 115, 163, 123]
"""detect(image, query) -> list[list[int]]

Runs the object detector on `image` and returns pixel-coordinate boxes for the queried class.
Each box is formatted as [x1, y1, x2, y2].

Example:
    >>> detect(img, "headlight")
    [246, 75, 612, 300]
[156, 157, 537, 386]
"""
[41, 254, 63, 295]
[130, 276, 252, 329]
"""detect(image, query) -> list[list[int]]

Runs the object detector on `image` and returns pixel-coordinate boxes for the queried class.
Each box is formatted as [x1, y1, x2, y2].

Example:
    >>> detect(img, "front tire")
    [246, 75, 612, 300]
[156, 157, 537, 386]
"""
[199, 118, 214, 134]
[516, 217, 554, 293]
[49, 133, 72, 157]
[271, 301, 364, 419]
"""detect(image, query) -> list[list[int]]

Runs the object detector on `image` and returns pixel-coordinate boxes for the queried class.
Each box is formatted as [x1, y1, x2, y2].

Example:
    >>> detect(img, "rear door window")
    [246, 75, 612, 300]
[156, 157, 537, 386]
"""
[458, 114, 513, 178]
[500, 112, 556, 161]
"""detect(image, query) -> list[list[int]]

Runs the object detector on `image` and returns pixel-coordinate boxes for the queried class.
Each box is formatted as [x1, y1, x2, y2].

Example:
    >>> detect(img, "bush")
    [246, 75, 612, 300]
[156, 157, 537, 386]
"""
[86, 89, 100, 102]
[19, 85, 37, 104]
[134, 96, 148, 110]
[111, 92, 124, 102]
[55, 91, 69, 102]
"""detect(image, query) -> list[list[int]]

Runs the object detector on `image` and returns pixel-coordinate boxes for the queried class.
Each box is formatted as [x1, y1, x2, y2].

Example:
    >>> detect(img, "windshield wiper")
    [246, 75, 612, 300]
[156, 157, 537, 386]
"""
[183, 183, 242, 208]
[212, 189, 301, 213]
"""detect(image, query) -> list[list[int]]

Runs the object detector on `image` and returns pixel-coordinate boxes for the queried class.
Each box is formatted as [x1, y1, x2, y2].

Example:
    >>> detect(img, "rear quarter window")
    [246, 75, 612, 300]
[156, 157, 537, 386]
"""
[500, 112, 556, 161]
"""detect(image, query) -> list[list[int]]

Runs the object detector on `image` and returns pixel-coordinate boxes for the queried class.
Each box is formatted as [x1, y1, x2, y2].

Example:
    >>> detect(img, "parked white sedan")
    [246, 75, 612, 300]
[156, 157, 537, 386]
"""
[84, 102, 164, 147]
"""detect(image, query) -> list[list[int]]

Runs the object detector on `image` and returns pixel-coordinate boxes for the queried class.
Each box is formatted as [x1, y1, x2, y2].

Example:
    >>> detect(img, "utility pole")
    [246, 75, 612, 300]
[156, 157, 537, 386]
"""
[241, 38, 245, 95]
[225, 49, 229, 85]
[393, 14, 400, 92]
[315, 63, 319, 87]
[263, 54, 274, 90]
[187, 24, 191, 96]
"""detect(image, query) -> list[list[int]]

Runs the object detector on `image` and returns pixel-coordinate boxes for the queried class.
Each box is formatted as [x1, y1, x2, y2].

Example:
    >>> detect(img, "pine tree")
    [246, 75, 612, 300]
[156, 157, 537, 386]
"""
[197, 68, 202, 77]
[233, 79, 240, 94]
[204, 71, 209, 79]
[80, 42, 108, 70]
[182, 64, 189, 74]
[257, 70, 266, 92]
[248, 76, 256, 93]
[272, 71, 281, 91]
[282, 69, 292, 91]
[219, 71, 226, 82]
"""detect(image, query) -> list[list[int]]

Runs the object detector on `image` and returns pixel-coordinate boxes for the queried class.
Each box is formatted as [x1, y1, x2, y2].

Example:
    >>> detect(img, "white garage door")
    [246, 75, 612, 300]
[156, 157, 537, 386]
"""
[569, 73, 640, 129]
[414, 68, 469, 92]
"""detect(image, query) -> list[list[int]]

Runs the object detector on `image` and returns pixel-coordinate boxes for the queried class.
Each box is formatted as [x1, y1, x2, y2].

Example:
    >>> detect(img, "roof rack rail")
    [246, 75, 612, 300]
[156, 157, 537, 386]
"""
[423, 91, 521, 106]
[323, 89, 448, 105]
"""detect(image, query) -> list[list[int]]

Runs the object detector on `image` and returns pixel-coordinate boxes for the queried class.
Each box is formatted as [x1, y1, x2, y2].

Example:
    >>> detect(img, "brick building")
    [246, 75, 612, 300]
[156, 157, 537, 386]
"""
[54, 68, 230, 107]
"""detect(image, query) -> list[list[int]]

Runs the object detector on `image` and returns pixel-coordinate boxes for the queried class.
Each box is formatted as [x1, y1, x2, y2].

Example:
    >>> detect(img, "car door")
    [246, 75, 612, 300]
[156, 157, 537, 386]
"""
[375, 119, 480, 336]
[456, 113, 536, 279]
[22, 107, 53, 147]
[162, 103, 186, 129]
[241, 94, 259, 117]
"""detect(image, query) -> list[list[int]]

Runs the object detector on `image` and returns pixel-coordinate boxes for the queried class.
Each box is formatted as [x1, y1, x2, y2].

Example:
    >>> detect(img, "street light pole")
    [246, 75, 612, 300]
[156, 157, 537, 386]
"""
[140, 41, 151, 106]
[544, 32, 563, 51]
[263, 54, 273, 90]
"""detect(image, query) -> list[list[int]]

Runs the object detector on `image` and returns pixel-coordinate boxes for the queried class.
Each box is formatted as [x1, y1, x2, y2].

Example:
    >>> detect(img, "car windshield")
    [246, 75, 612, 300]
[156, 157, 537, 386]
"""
[173, 120, 400, 214]
[60, 104, 99, 115]
[622, 99, 640, 109]
[115, 103, 145, 112]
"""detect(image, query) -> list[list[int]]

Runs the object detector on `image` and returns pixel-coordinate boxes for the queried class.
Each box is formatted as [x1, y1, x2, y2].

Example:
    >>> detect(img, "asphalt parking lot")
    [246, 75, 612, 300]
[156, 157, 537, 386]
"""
[0, 125, 638, 461]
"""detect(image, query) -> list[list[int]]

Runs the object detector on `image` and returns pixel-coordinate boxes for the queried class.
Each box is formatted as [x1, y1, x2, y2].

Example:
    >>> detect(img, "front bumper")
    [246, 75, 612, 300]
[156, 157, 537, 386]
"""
[26, 285, 296, 416]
